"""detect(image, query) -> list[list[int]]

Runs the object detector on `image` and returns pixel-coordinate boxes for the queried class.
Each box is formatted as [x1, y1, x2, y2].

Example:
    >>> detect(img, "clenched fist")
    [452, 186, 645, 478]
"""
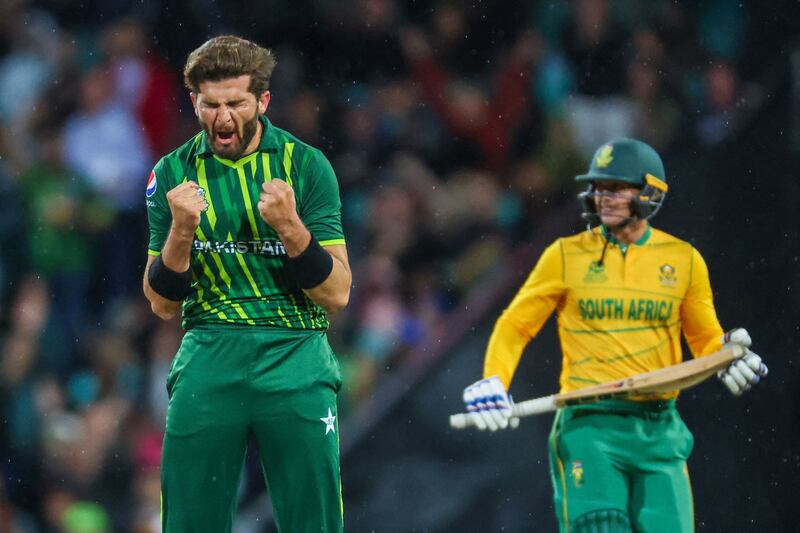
[258, 178, 300, 234]
[167, 182, 207, 236]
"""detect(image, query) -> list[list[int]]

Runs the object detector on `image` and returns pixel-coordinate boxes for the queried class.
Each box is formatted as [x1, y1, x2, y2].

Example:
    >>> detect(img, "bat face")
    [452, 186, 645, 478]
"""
[557, 345, 743, 405]
[450, 345, 745, 428]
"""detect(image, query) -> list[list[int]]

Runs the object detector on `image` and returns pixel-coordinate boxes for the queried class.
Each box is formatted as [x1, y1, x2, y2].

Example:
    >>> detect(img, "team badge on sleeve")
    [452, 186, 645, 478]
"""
[146, 170, 157, 197]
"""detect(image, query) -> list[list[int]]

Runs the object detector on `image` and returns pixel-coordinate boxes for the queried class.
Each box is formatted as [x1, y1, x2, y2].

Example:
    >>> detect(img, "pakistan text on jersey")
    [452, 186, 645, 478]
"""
[578, 298, 674, 322]
[193, 239, 287, 256]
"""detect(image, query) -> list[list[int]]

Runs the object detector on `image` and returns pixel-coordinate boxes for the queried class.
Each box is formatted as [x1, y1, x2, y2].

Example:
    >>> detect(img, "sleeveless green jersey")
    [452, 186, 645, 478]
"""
[146, 116, 345, 330]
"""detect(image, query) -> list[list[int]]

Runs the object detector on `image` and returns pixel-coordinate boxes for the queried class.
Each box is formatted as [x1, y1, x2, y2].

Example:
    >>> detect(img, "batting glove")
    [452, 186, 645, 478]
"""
[463, 376, 519, 431]
[717, 328, 768, 396]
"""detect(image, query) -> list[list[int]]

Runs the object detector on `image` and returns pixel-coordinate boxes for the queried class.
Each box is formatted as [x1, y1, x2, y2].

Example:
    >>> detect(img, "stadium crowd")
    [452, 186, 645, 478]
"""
[0, 0, 749, 530]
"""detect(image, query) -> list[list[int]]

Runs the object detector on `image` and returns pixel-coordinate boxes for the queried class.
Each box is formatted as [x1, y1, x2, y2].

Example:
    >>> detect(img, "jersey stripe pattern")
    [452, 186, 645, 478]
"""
[146, 116, 344, 330]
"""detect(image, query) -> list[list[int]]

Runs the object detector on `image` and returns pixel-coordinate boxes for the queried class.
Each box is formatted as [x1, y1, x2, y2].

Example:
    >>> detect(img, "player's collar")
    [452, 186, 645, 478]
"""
[600, 223, 652, 247]
[197, 115, 280, 157]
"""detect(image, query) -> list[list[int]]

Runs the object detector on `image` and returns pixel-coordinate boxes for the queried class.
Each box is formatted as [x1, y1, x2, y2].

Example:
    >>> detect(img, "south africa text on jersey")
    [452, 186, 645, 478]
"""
[192, 239, 287, 256]
[578, 297, 674, 322]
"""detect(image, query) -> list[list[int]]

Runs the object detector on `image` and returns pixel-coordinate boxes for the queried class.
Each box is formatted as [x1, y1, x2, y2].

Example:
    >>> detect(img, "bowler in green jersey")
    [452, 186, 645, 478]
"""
[143, 35, 351, 532]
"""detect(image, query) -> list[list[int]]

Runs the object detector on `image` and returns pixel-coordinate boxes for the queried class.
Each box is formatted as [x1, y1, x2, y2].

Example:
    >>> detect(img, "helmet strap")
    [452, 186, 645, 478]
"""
[597, 233, 611, 266]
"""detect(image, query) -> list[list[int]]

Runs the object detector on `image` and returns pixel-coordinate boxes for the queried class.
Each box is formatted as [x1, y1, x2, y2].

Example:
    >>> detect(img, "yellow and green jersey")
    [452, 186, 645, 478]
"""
[146, 115, 344, 330]
[484, 225, 724, 399]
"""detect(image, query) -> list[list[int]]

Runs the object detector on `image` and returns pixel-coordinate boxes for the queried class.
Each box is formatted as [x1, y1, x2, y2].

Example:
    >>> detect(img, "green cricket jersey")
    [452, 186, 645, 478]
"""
[146, 115, 345, 330]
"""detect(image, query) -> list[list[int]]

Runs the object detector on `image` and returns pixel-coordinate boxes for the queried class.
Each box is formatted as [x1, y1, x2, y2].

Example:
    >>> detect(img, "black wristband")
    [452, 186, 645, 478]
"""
[287, 236, 334, 289]
[148, 255, 192, 301]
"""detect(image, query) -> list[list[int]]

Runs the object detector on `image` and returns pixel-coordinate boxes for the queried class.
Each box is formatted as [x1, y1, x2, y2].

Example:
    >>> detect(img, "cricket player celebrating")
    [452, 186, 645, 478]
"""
[462, 138, 768, 533]
[143, 36, 350, 532]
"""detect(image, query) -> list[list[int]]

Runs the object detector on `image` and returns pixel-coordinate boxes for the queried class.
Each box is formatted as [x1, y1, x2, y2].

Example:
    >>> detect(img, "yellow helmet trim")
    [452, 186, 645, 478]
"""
[645, 173, 668, 192]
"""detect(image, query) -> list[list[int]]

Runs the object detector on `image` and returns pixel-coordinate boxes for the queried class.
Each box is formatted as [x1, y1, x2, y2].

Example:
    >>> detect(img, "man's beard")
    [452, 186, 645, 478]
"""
[203, 114, 260, 160]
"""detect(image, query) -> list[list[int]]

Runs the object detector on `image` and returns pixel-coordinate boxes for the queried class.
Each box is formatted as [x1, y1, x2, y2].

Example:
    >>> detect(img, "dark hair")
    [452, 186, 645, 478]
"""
[183, 35, 277, 95]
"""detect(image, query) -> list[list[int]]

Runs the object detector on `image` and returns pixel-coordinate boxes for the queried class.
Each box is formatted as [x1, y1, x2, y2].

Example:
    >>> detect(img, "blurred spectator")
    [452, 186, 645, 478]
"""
[627, 58, 680, 150]
[39, 390, 134, 528]
[63, 65, 153, 214]
[307, 0, 404, 84]
[283, 89, 325, 146]
[697, 60, 740, 145]
[373, 79, 431, 160]
[25, 33, 83, 143]
[145, 318, 183, 428]
[508, 157, 558, 237]
[19, 127, 112, 376]
[561, 0, 636, 154]
[0, 0, 61, 171]
[400, 26, 542, 170]
[427, 2, 473, 75]
[331, 86, 380, 188]
[0, 478, 37, 532]
[127, 417, 163, 533]
[62, 64, 154, 304]
[131, 465, 161, 533]
[651, 2, 704, 96]
[697, 0, 744, 60]
[0, 153, 26, 320]
[102, 17, 181, 155]
[41, 485, 111, 533]
[62, 501, 111, 533]
[1, 276, 50, 513]
[534, 48, 574, 116]
[365, 183, 419, 259]
[344, 255, 405, 407]
[563, 0, 630, 97]
[349, 0, 405, 82]
[536, 117, 585, 190]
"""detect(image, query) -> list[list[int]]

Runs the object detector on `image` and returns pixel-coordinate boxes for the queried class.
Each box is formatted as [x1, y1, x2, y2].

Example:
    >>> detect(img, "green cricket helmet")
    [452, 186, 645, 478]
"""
[576, 138, 669, 226]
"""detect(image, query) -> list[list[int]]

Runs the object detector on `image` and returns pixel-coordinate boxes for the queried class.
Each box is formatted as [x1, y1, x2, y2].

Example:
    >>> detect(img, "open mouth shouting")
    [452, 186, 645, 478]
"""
[202, 112, 259, 160]
[214, 129, 238, 147]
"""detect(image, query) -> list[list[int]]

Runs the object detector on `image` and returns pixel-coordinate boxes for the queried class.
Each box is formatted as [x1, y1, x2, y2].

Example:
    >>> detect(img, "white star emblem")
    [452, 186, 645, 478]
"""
[320, 408, 336, 435]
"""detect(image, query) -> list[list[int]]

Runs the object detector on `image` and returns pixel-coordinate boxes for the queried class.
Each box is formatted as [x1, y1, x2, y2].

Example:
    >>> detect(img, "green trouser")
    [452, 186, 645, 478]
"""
[549, 400, 695, 533]
[161, 326, 343, 533]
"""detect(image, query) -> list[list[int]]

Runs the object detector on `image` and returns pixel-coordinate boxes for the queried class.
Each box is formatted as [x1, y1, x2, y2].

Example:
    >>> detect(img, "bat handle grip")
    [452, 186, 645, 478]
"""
[512, 395, 557, 417]
[449, 413, 471, 429]
[449, 395, 558, 429]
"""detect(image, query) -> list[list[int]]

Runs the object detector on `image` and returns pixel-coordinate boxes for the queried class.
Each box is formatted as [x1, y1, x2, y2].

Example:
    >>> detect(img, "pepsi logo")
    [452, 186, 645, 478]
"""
[146, 170, 157, 197]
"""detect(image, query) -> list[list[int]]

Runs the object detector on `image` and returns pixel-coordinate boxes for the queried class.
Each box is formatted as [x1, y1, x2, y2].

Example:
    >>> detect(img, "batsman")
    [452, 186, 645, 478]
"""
[143, 36, 350, 532]
[462, 138, 768, 533]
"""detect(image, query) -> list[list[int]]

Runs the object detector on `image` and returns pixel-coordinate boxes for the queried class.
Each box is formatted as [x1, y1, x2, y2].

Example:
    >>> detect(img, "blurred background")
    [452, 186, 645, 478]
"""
[0, 0, 798, 531]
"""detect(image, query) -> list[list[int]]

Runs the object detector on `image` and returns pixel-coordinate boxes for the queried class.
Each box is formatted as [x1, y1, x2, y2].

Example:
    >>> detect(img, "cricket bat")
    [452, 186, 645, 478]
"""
[449, 344, 745, 429]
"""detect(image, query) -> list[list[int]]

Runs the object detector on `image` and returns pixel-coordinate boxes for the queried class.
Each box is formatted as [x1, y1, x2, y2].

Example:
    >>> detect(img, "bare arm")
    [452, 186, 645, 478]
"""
[143, 182, 205, 320]
[307, 244, 351, 314]
[259, 178, 351, 314]
[143, 255, 182, 320]
[281, 224, 351, 314]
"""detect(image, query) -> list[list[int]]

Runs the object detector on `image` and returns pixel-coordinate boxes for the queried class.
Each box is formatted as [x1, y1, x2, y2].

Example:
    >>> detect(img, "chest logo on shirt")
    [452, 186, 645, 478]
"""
[146, 170, 157, 197]
[583, 260, 607, 283]
[659, 263, 677, 288]
[193, 238, 286, 256]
